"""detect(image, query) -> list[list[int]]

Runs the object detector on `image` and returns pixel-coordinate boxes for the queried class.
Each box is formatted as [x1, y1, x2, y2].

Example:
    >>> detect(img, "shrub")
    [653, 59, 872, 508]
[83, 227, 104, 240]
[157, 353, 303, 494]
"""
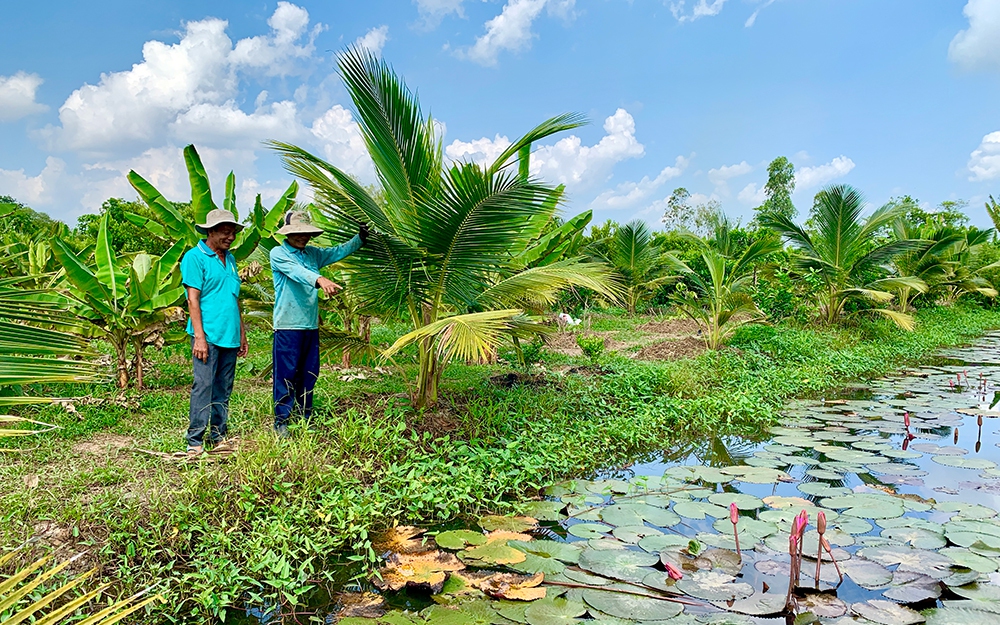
[575, 334, 605, 363]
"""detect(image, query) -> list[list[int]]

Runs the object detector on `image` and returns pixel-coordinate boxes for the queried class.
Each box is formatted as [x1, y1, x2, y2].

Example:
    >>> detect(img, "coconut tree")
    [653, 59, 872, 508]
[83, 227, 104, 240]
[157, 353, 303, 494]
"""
[665, 213, 782, 349]
[270, 48, 618, 408]
[604, 220, 676, 316]
[762, 184, 925, 329]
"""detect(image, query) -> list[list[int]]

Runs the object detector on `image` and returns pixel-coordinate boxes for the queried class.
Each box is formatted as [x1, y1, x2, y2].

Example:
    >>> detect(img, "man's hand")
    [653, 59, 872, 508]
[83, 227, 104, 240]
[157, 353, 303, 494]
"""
[193, 336, 209, 363]
[316, 276, 343, 297]
[359, 223, 370, 245]
[238, 333, 248, 358]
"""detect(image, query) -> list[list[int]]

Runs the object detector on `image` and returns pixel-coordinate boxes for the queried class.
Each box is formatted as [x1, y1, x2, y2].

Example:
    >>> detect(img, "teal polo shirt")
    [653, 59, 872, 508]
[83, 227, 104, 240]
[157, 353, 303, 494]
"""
[269, 235, 361, 330]
[180, 240, 242, 348]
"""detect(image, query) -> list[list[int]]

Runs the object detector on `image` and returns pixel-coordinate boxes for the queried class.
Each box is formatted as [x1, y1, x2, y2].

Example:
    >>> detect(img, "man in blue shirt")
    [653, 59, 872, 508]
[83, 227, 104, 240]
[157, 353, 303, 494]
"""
[180, 209, 248, 455]
[270, 210, 368, 436]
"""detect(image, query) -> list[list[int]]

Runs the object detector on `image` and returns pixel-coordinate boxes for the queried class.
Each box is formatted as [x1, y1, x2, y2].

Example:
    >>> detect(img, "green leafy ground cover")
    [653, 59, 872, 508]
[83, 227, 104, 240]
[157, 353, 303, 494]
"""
[3, 305, 1000, 622]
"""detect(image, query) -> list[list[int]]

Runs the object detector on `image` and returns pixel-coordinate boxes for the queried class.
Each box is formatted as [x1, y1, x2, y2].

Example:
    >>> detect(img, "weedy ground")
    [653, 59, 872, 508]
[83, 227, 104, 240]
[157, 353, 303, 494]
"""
[2, 304, 1000, 623]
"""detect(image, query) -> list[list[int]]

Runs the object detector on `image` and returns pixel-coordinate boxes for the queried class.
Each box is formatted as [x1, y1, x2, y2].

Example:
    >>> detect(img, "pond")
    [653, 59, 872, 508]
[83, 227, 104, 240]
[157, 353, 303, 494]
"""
[247, 334, 1000, 625]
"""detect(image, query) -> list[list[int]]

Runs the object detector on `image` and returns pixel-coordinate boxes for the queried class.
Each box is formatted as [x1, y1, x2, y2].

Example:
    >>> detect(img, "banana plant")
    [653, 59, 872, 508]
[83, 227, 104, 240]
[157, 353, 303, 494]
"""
[50, 211, 186, 388]
[124, 144, 298, 261]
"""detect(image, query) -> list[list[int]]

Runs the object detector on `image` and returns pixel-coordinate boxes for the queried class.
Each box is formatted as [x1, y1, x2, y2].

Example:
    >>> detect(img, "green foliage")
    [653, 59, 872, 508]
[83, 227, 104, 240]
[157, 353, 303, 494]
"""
[50, 212, 185, 388]
[764, 184, 923, 329]
[575, 333, 605, 363]
[126, 145, 297, 261]
[0, 196, 61, 239]
[665, 213, 781, 349]
[271, 47, 618, 408]
[753, 156, 796, 222]
[74, 198, 183, 256]
[604, 220, 675, 315]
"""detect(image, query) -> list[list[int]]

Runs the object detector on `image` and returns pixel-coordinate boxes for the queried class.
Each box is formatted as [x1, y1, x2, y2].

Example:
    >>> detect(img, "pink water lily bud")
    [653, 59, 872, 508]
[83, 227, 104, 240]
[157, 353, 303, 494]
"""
[904, 412, 911, 428]
[950, 379, 955, 388]
[665, 562, 683, 580]
[817, 511, 827, 535]
[730, 502, 739, 525]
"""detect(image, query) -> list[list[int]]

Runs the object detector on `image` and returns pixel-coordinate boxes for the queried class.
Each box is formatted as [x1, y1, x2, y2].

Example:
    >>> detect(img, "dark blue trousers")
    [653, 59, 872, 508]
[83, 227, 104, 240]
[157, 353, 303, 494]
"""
[273, 329, 321, 427]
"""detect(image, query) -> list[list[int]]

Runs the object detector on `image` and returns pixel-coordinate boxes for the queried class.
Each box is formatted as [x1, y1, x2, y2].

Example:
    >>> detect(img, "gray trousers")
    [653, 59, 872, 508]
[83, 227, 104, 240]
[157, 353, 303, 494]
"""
[187, 340, 238, 447]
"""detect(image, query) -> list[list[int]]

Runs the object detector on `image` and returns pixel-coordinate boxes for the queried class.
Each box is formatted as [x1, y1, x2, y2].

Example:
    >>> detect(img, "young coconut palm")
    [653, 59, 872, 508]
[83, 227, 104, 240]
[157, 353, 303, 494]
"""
[762, 184, 925, 329]
[605, 220, 676, 316]
[0, 551, 161, 624]
[665, 213, 782, 349]
[270, 48, 618, 408]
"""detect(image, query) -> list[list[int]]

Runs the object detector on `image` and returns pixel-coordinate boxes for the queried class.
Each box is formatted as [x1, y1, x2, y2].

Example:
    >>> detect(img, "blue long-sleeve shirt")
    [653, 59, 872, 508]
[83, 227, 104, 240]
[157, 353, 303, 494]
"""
[269, 236, 361, 330]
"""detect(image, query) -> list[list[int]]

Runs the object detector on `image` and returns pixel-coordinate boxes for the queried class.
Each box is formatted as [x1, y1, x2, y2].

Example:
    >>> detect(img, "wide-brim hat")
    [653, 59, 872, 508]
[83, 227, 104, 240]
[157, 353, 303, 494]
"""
[276, 210, 324, 236]
[196, 209, 245, 234]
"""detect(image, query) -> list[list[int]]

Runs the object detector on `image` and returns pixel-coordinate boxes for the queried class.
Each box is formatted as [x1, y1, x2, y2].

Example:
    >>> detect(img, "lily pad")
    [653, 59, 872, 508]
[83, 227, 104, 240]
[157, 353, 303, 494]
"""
[707, 492, 763, 510]
[507, 552, 566, 576]
[798, 482, 852, 498]
[611, 525, 663, 544]
[581, 589, 684, 620]
[880, 527, 947, 550]
[674, 570, 753, 601]
[638, 534, 691, 553]
[950, 583, 1000, 601]
[567, 523, 610, 539]
[923, 606, 997, 624]
[842, 557, 894, 588]
[523, 597, 587, 625]
[936, 502, 998, 520]
[673, 500, 729, 520]
[793, 592, 848, 618]
[578, 548, 659, 584]
[480, 516, 538, 533]
[882, 571, 942, 603]
[717, 592, 787, 616]
[851, 600, 925, 625]
[374, 551, 466, 593]
[858, 545, 955, 579]
[462, 532, 531, 566]
[522, 501, 568, 521]
[939, 547, 999, 573]
[820, 494, 906, 519]
[932, 456, 997, 470]
[509, 540, 582, 564]
[436, 530, 487, 550]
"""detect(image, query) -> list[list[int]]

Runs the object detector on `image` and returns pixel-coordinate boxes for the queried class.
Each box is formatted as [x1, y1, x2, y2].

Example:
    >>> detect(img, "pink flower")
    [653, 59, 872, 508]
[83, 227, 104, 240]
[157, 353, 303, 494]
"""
[665, 562, 683, 580]
[730, 502, 739, 525]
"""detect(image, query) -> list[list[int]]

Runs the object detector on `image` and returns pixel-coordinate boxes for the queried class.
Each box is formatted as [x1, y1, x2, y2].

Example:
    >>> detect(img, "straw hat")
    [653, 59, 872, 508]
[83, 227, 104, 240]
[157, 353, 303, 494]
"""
[276, 210, 324, 236]
[196, 209, 244, 234]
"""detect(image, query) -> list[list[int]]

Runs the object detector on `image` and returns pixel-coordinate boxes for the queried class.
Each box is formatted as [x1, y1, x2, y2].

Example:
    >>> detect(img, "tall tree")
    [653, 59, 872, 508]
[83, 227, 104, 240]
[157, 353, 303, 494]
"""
[755, 156, 796, 221]
[661, 187, 693, 231]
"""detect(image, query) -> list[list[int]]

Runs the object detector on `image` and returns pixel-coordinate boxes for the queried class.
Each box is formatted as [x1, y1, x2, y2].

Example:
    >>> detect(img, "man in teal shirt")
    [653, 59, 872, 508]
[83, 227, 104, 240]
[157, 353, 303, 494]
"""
[270, 210, 367, 436]
[180, 209, 248, 455]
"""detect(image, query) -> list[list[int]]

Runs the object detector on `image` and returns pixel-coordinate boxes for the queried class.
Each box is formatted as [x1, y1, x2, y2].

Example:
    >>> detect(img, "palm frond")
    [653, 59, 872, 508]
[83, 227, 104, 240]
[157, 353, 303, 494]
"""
[868, 308, 916, 331]
[475, 259, 622, 310]
[382, 309, 533, 365]
[488, 113, 588, 175]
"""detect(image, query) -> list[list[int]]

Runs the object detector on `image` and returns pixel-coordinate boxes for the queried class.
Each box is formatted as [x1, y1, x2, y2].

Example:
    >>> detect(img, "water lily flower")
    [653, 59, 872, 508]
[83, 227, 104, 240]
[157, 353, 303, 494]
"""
[903, 412, 910, 428]
[729, 503, 741, 561]
[816, 511, 827, 587]
[665, 562, 683, 580]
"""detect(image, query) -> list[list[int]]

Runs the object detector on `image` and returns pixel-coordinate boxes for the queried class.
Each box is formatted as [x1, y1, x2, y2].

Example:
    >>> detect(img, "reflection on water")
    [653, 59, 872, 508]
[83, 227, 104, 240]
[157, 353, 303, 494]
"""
[243, 332, 1000, 624]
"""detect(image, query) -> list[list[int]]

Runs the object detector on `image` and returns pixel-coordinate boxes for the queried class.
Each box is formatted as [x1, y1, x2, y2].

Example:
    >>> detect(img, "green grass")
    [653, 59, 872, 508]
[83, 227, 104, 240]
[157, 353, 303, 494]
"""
[2, 304, 999, 622]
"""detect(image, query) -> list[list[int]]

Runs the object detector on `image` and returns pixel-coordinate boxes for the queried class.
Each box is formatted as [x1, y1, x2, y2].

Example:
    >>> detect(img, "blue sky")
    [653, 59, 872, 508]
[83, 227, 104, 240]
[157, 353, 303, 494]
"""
[2, 0, 999, 228]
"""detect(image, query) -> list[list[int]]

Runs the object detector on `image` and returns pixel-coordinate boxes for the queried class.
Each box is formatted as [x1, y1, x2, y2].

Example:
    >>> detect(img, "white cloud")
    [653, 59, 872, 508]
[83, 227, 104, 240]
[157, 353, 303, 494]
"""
[462, 0, 574, 66]
[170, 100, 303, 148]
[707, 160, 752, 190]
[795, 155, 855, 189]
[745, 0, 777, 27]
[310, 105, 373, 178]
[968, 131, 1000, 181]
[0, 157, 65, 205]
[670, 0, 728, 23]
[414, 0, 465, 27]
[355, 25, 389, 56]
[0, 72, 48, 122]
[230, 2, 321, 76]
[737, 182, 767, 205]
[529, 108, 645, 187]
[949, 0, 1000, 70]
[43, 4, 323, 155]
[445, 134, 513, 166]
[590, 155, 691, 210]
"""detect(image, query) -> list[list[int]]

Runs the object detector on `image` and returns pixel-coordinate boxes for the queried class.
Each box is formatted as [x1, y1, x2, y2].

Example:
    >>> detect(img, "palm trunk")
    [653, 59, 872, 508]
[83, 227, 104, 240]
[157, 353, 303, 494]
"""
[341, 317, 354, 368]
[415, 341, 439, 409]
